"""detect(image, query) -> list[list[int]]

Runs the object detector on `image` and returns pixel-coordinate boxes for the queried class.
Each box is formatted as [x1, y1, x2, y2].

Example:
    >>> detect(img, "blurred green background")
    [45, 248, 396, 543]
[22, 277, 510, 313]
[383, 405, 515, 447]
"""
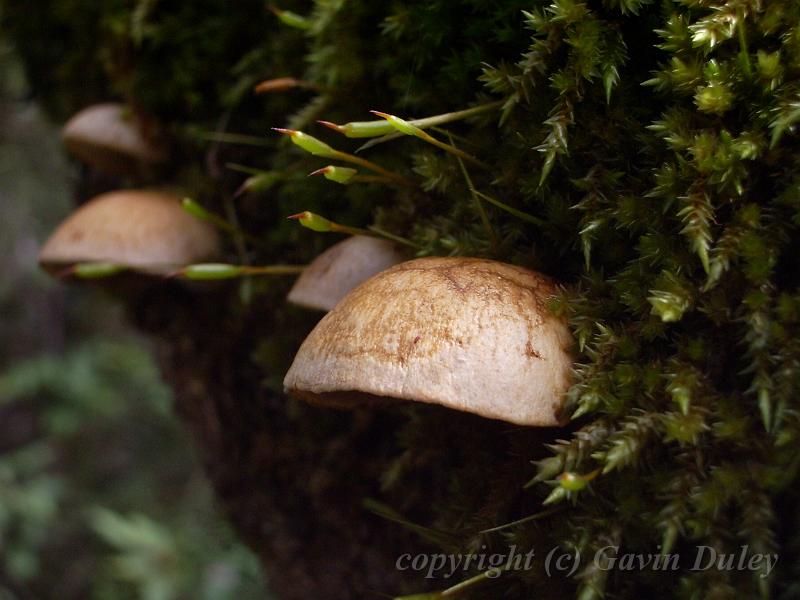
[0, 36, 271, 600]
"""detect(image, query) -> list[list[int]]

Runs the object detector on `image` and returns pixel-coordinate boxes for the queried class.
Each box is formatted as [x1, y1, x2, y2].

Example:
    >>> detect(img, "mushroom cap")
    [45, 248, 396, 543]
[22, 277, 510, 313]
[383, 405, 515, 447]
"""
[284, 257, 573, 426]
[39, 190, 220, 275]
[287, 236, 407, 312]
[62, 103, 167, 176]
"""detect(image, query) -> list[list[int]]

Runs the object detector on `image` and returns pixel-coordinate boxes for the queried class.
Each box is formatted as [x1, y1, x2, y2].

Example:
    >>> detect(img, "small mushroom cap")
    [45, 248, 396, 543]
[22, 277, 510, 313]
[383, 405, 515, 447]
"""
[284, 257, 573, 426]
[62, 103, 167, 176]
[287, 236, 407, 312]
[39, 190, 220, 275]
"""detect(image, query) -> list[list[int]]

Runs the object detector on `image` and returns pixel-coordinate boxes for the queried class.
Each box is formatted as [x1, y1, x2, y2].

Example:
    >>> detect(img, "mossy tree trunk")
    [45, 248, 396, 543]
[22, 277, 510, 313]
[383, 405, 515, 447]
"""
[128, 282, 567, 599]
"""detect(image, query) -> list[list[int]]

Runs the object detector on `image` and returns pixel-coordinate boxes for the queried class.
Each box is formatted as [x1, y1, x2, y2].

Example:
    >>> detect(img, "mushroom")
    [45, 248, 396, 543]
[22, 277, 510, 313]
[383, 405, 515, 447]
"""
[284, 257, 573, 426]
[62, 103, 168, 176]
[39, 190, 220, 276]
[287, 236, 408, 312]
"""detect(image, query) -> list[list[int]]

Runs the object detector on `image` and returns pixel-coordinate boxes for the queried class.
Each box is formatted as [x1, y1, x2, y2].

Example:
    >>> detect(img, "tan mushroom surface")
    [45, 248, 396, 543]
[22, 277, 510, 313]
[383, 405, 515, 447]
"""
[62, 103, 167, 176]
[287, 236, 408, 312]
[39, 190, 220, 275]
[284, 257, 573, 426]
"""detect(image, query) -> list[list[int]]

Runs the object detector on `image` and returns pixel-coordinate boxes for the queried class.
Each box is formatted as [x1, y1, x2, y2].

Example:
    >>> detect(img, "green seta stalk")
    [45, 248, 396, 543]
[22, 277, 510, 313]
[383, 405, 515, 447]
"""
[287, 211, 420, 248]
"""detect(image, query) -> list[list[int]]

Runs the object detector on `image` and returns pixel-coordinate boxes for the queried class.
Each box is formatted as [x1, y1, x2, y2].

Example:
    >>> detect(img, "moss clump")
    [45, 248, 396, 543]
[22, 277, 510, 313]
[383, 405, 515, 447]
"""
[7, 0, 800, 598]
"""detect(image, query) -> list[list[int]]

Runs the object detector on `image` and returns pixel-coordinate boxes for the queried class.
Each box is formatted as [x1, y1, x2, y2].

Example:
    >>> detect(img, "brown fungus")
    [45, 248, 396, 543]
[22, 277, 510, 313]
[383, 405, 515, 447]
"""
[62, 103, 168, 176]
[39, 190, 220, 276]
[287, 236, 407, 312]
[284, 257, 573, 426]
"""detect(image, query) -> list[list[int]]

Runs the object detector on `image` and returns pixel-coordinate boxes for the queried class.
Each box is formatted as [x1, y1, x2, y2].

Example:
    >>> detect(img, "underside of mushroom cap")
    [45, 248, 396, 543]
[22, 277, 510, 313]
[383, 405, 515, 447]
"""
[284, 257, 574, 426]
[287, 236, 407, 312]
[62, 103, 167, 176]
[39, 190, 220, 275]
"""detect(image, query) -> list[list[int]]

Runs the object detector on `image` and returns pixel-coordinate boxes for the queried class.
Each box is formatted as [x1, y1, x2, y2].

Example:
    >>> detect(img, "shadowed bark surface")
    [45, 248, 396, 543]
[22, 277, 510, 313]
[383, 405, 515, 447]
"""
[123, 281, 564, 598]
[128, 283, 428, 599]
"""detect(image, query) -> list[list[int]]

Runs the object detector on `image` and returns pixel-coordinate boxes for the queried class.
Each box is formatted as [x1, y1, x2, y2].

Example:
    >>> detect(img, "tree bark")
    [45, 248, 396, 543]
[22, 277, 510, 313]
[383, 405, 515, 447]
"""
[128, 282, 431, 599]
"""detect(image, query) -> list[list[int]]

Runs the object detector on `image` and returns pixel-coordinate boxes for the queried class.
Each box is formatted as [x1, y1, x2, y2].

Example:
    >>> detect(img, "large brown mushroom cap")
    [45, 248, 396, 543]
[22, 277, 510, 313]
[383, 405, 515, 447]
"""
[284, 257, 573, 426]
[287, 236, 407, 312]
[39, 190, 220, 275]
[62, 103, 168, 176]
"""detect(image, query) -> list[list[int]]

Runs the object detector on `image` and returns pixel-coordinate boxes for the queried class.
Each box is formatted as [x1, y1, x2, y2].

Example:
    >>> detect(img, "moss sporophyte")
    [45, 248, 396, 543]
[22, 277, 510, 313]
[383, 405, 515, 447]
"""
[287, 211, 419, 248]
[273, 128, 414, 186]
[171, 264, 305, 280]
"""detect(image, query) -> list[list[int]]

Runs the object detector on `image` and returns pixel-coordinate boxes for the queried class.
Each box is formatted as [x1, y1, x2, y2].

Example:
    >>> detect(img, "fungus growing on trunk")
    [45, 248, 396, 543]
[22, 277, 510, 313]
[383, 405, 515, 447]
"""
[287, 236, 407, 312]
[62, 103, 168, 176]
[39, 190, 219, 276]
[284, 257, 573, 426]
